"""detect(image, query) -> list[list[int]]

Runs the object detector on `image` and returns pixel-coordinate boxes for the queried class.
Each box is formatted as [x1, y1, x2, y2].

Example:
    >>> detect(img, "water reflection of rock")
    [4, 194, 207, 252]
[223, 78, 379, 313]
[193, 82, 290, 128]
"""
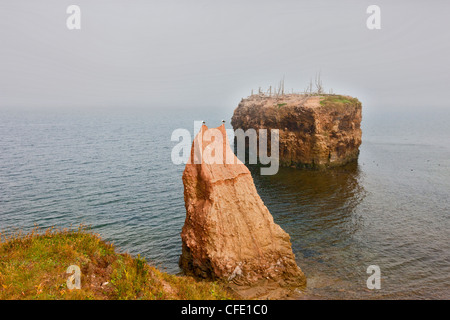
[249, 162, 365, 238]
[247, 162, 367, 298]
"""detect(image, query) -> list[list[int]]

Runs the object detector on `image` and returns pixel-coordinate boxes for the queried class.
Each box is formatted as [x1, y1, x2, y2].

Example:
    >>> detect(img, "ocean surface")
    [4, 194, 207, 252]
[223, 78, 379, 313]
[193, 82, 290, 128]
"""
[1, 106, 449, 299]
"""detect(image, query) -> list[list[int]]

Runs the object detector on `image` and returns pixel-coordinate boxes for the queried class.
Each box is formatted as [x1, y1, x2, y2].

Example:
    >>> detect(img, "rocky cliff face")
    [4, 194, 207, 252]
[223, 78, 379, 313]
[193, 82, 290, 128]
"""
[231, 94, 362, 169]
[179, 124, 306, 298]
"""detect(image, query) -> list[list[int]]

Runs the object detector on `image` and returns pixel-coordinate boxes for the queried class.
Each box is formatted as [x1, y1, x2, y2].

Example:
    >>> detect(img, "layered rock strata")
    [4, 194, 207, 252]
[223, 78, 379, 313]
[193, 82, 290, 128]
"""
[179, 124, 306, 297]
[231, 94, 362, 168]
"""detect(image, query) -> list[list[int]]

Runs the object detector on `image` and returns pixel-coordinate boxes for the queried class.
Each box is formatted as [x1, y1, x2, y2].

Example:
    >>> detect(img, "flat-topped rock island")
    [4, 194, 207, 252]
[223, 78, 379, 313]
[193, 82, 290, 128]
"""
[231, 94, 362, 169]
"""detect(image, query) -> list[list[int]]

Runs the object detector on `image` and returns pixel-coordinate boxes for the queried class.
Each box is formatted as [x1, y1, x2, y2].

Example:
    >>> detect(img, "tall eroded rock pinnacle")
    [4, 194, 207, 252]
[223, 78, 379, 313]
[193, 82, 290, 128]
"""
[179, 124, 306, 297]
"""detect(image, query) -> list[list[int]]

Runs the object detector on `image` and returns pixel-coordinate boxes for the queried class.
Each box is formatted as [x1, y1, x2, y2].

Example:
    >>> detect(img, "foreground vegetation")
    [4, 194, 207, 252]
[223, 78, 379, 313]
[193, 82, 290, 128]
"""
[0, 226, 234, 300]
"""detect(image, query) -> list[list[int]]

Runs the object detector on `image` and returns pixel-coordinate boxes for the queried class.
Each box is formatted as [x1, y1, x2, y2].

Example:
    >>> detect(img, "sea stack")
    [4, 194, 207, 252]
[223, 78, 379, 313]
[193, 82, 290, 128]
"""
[231, 94, 362, 169]
[179, 124, 306, 298]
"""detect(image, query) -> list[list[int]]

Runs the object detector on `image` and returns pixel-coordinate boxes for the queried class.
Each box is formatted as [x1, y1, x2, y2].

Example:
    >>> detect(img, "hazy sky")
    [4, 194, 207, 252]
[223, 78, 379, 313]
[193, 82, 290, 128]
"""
[1, 0, 449, 112]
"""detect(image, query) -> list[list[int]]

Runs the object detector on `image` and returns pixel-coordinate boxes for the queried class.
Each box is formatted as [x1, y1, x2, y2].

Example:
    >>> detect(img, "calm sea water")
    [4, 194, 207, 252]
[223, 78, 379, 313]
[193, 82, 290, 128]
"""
[1, 106, 449, 299]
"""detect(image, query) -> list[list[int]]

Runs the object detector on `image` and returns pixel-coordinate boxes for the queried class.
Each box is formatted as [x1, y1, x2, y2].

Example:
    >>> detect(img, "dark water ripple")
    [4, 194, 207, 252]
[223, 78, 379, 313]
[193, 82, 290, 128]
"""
[1, 107, 449, 299]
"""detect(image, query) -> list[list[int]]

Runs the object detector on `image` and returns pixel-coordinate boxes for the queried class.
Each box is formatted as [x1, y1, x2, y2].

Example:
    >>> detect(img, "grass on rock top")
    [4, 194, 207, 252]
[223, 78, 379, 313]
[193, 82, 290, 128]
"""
[0, 226, 234, 300]
[319, 95, 360, 108]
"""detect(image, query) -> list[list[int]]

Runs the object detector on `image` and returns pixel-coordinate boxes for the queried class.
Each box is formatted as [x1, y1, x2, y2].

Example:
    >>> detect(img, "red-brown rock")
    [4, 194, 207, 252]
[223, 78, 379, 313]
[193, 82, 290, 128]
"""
[179, 124, 306, 298]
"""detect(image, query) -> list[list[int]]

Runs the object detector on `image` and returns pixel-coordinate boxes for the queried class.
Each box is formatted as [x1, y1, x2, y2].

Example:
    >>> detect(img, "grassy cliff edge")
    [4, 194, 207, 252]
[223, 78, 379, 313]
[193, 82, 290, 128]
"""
[0, 226, 234, 300]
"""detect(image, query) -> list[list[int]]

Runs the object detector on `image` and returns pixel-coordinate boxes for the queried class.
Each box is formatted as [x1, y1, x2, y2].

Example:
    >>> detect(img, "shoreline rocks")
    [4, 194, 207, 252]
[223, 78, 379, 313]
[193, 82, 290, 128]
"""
[179, 124, 306, 298]
[231, 94, 362, 169]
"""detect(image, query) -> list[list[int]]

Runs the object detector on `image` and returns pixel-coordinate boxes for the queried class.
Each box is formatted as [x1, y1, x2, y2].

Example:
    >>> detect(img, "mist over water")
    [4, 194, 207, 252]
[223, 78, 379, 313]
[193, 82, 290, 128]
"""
[1, 107, 449, 299]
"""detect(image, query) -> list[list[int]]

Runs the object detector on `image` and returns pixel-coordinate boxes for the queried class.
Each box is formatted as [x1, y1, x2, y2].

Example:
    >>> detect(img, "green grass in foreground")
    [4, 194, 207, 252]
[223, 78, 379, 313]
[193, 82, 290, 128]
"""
[0, 226, 234, 300]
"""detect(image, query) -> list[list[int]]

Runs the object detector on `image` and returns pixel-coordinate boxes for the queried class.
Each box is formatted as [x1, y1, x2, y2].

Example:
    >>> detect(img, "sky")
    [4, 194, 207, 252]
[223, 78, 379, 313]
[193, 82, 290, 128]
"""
[1, 0, 450, 112]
